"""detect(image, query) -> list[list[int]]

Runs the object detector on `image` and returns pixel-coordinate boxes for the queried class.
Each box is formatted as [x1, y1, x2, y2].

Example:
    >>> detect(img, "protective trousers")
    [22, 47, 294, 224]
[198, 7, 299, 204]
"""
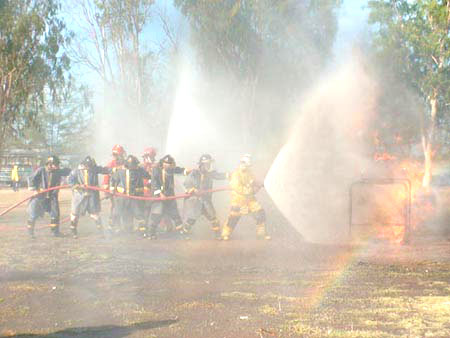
[221, 201, 268, 240]
[27, 194, 60, 236]
[148, 200, 182, 237]
[111, 196, 146, 233]
[183, 198, 220, 237]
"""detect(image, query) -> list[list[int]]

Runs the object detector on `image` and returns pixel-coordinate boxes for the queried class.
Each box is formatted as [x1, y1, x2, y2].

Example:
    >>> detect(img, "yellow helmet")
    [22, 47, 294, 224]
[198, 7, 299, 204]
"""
[240, 154, 252, 168]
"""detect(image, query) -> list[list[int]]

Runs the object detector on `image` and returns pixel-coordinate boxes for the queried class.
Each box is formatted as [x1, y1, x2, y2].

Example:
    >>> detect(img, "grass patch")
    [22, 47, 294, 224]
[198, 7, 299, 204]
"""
[178, 301, 224, 310]
[8, 283, 46, 292]
[258, 304, 279, 316]
[232, 278, 314, 287]
[220, 291, 258, 300]
[280, 261, 450, 337]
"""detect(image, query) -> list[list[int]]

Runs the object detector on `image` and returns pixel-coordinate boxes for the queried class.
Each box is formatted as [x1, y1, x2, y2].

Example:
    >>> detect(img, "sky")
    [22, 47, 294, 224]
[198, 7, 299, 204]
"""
[65, 0, 369, 89]
[334, 0, 369, 63]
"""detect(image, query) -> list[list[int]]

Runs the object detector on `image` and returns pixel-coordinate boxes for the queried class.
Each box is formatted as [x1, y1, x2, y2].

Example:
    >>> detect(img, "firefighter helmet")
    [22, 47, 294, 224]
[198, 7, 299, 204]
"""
[143, 147, 157, 159]
[46, 155, 60, 166]
[198, 154, 213, 165]
[240, 154, 252, 168]
[112, 144, 125, 156]
[82, 156, 96, 168]
[125, 155, 139, 169]
[160, 154, 175, 166]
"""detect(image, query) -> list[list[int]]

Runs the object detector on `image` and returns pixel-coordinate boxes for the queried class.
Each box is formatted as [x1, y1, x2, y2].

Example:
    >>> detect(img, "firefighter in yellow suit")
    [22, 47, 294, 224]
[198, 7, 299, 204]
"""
[221, 154, 271, 241]
[11, 164, 20, 191]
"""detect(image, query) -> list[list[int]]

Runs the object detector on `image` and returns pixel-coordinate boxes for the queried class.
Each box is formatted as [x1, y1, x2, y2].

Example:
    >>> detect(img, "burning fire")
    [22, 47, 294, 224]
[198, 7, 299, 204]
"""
[375, 224, 405, 244]
[363, 151, 435, 244]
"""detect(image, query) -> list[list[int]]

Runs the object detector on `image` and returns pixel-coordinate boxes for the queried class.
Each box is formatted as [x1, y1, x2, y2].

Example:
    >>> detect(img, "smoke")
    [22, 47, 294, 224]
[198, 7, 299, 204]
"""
[91, 91, 169, 164]
[265, 56, 378, 243]
[165, 55, 254, 171]
[86, 2, 383, 244]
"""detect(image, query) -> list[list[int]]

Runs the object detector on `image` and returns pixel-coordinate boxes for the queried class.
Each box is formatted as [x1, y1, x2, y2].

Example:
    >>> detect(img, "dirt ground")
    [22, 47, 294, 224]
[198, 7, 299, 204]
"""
[1, 189, 450, 337]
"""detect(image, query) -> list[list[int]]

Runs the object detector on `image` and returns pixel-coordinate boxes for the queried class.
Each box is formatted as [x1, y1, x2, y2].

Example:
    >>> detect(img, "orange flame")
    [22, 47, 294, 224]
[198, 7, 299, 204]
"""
[365, 154, 435, 244]
[375, 224, 405, 244]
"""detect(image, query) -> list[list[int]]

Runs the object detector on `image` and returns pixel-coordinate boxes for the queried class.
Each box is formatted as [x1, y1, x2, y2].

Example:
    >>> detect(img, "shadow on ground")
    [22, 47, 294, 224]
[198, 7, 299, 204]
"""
[1, 319, 178, 338]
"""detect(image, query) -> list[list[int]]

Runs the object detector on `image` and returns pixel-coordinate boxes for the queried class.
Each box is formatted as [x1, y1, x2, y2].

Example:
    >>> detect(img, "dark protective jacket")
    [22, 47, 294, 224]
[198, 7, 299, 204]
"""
[28, 167, 71, 197]
[184, 169, 228, 200]
[102, 158, 123, 188]
[110, 167, 151, 196]
[141, 161, 157, 194]
[68, 165, 111, 187]
[151, 166, 186, 197]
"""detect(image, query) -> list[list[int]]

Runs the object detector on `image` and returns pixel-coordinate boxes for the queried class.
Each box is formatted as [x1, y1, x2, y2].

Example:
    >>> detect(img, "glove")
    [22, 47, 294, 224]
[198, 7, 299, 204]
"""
[242, 185, 253, 196]
[188, 188, 199, 196]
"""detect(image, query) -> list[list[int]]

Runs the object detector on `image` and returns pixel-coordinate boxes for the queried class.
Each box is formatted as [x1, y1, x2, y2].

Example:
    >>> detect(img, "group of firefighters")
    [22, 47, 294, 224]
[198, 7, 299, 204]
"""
[26, 145, 271, 241]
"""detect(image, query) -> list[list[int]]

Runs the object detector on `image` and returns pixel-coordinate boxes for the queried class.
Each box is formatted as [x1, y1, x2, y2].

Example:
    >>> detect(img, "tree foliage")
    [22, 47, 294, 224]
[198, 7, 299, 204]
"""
[368, 0, 450, 184]
[8, 83, 94, 154]
[0, 0, 72, 153]
[174, 0, 341, 149]
[175, 0, 339, 82]
[71, 0, 162, 119]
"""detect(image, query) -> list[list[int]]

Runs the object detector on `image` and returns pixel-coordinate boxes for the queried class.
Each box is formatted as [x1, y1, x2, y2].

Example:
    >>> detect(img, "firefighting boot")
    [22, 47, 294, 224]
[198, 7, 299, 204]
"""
[27, 220, 36, 239]
[148, 225, 158, 240]
[137, 221, 148, 238]
[222, 213, 240, 241]
[70, 220, 78, 239]
[163, 219, 174, 233]
[256, 223, 271, 240]
[210, 219, 221, 240]
[105, 218, 116, 237]
[103, 225, 113, 239]
[179, 223, 192, 240]
[50, 224, 61, 237]
[221, 223, 233, 241]
[93, 216, 103, 231]
[96, 219, 106, 237]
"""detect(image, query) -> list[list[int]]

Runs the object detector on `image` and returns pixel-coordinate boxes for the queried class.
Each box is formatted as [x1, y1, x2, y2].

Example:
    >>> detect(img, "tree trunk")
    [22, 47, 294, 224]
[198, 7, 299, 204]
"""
[422, 88, 438, 187]
[422, 141, 432, 187]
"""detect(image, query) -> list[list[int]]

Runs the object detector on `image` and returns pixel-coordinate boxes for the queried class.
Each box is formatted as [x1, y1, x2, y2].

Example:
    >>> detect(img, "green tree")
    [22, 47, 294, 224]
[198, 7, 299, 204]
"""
[43, 84, 93, 154]
[174, 0, 341, 149]
[8, 83, 94, 155]
[70, 0, 160, 122]
[368, 0, 450, 186]
[0, 0, 72, 154]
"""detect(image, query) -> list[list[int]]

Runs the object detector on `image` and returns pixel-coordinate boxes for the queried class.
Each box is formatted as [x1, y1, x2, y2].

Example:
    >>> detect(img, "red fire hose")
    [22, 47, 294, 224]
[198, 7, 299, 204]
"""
[0, 185, 71, 217]
[0, 185, 230, 218]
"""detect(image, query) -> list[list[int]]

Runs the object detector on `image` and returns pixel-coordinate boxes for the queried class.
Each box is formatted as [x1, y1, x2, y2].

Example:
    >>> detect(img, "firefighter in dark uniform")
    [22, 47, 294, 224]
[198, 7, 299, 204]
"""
[142, 147, 157, 172]
[141, 147, 157, 225]
[221, 154, 271, 241]
[68, 156, 111, 238]
[147, 154, 187, 239]
[110, 155, 150, 235]
[102, 144, 126, 229]
[181, 154, 228, 239]
[27, 155, 71, 238]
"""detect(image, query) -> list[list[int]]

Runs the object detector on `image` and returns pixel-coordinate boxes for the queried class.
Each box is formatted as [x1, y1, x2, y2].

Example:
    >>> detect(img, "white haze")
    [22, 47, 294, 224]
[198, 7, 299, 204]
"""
[87, 2, 379, 243]
[265, 57, 378, 243]
[165, 56, 252, 172]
